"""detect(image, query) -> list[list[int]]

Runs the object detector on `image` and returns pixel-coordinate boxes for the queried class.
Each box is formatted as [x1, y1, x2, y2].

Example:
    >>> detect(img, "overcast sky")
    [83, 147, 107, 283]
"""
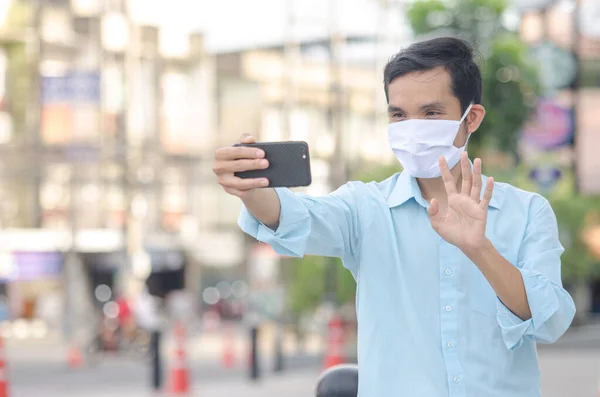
[127, 0, 411, 53]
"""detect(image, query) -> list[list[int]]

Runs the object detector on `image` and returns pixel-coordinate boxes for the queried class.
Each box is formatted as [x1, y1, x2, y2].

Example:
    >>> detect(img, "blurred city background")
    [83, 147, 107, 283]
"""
[0, 0, 597, 395]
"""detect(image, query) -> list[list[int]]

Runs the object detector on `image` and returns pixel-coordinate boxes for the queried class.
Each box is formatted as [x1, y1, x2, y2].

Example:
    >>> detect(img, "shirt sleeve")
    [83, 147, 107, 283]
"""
[496, 198, 576, 351]
[237, 183, 363, 275]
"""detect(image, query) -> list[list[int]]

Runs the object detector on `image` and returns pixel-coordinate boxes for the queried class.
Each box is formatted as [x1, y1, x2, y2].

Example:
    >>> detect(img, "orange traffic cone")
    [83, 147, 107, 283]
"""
[168, 322, 190, 395]
[221, 324, 235, 369]
[67, 342, 84, 369]
[0, 336, 9, 397]
[323, 315, 345, 369]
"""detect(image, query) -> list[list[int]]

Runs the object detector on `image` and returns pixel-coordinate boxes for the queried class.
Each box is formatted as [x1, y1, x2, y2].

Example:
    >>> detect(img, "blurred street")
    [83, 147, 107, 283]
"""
[4, 325, 600, 397]
[0, 0, 596, 395]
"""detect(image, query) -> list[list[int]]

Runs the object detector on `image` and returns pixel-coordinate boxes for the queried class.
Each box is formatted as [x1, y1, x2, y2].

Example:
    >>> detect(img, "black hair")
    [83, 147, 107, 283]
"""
[383, 37, 482, 113]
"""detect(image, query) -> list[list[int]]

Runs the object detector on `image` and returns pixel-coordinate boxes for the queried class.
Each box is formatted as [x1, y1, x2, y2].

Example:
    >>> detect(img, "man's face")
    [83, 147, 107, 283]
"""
[386, 67, 484, 147]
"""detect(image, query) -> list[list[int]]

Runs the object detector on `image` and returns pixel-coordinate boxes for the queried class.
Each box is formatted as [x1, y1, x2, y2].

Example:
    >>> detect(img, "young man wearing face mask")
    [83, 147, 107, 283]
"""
[212, 37, 575, 396]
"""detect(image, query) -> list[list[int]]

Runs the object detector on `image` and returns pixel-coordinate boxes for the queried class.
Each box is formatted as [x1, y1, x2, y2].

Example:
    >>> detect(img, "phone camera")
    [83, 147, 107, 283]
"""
[302, 154, 307, 159]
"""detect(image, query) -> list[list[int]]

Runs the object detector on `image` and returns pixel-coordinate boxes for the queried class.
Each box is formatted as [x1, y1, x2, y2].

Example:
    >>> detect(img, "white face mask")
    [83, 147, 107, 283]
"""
[387, 104, 473, 178]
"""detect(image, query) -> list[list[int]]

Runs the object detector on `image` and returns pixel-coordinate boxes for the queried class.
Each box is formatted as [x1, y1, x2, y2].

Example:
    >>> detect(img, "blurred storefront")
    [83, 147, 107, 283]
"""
[0, 229, 69, 338]
[519, 1, 600, 195]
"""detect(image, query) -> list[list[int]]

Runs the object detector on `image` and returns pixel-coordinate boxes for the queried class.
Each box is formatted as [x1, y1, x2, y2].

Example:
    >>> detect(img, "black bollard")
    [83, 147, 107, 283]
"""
[150, 330, 162, 390]
[273, 324, 284, 373]
[316, 364, 359, 397]
[249, 325, 260, 381]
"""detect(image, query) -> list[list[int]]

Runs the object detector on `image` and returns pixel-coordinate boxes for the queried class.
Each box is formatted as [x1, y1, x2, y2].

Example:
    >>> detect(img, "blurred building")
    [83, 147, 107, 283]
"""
[0, 0, 596, 338]
[519, 0, 600, 195]
[0, 0, 214, 338]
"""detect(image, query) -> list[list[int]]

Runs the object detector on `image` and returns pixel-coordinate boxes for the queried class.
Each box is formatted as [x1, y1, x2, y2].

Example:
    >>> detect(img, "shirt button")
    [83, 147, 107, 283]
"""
[445, 305, 452, 312]
[444, 268, 452, 275]
[447, 341, 454, 348]
[453, 376, 460, 383]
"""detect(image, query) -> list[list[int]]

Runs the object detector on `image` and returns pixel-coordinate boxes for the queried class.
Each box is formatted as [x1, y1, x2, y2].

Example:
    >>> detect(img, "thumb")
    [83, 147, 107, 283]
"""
[427, 198, 440, 220]
[240, 134, 256, 144]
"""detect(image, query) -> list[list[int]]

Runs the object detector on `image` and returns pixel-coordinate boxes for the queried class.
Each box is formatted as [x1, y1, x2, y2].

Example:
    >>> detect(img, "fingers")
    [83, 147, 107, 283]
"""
[460, 152, 472, 196]
[215, 145, 265, 161]
[213, 158, 269, 174]
[219, 174, 269, 191]
[470, 158, 482, 202]
[213, 135, 269, 196]
[223, 187, 246, 197]
[480, 176, 494, 209]
[439, 157, 457, 195]
[427, 198, 439, 217]
[427, 198, 442, 228]
[240, 134, 256, 144]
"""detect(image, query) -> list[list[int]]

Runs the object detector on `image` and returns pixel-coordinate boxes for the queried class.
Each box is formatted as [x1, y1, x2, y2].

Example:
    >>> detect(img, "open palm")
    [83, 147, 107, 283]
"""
[428, 153, 494, 252]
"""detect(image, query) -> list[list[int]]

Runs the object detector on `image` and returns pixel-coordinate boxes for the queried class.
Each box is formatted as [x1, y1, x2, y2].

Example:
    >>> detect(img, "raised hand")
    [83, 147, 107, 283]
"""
[427, 152, 494, 252]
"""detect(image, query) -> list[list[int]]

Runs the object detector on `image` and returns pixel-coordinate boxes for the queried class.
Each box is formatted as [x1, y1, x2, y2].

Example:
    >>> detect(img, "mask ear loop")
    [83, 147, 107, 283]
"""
[459, 103, 474, 149]
[459, 103, 474, 124]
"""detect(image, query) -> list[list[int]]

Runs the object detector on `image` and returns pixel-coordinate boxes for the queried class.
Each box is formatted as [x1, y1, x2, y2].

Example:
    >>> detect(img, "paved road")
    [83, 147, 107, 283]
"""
[5, 324, 600, 397]
[7, 347, 599, 397]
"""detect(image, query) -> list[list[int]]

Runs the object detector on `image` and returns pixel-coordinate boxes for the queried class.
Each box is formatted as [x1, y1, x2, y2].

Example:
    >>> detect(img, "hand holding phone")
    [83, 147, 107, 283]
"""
[213, 135, 312, 198]
[213, 135, 271, 197]
[233, 140, 312, 188]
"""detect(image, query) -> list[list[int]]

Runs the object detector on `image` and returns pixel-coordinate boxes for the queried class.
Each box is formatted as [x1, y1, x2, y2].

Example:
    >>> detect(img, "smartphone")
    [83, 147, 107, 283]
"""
[233, 141, 312, 188]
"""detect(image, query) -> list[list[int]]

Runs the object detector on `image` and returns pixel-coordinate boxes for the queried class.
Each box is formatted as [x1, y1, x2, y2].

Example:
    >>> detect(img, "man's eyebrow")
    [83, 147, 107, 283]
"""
[419, 101, 446, 111]
[387, 105, 404, 113]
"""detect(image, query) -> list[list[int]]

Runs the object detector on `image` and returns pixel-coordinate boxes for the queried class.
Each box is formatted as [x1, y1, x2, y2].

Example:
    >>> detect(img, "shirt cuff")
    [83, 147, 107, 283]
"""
[238, 187, 311, 257]
[496, 268, 560, 351]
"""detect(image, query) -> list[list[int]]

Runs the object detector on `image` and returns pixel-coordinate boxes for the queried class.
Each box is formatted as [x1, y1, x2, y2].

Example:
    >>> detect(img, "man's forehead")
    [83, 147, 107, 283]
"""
[404, 67, 449, 83]
[388, 68, 454, 107]
[389, 67, 450, 88]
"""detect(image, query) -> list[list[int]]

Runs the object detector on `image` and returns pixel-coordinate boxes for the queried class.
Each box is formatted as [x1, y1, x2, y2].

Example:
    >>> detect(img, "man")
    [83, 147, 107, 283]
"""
[212, 37, 575, 396]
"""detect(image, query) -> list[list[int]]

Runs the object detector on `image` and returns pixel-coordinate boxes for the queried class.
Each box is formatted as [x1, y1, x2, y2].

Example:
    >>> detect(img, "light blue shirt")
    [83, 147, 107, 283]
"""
[238, 171, 576, 397]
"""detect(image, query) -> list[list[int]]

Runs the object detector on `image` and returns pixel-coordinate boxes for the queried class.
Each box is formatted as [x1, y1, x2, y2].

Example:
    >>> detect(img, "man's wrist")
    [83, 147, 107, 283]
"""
[461, 238, 495, 265]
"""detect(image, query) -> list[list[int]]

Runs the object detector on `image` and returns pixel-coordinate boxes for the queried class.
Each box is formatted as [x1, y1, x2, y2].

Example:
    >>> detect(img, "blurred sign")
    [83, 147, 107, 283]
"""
[529, 166, 562, 192]
[41, 71, 101, 145]
[41, 75, 72, 144]
[521, 98, 573, 149]
[7, 251, 64, 281]
[531, 42, 577, 93]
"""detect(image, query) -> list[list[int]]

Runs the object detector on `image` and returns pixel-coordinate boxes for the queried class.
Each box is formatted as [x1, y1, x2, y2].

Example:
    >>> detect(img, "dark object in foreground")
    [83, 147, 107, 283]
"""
[249, 326, 260, 381]
[316, 364, 359, 397]
[150, 330, 162, 390]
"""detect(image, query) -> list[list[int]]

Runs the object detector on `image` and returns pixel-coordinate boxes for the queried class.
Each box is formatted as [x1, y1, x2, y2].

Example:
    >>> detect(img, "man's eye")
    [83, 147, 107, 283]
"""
[392, 113, 404, 118]
[426, 111, 441, 116]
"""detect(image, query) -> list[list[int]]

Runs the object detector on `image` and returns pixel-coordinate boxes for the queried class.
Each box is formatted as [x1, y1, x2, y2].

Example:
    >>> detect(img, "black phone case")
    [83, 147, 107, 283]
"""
[233, 141, 312, 188]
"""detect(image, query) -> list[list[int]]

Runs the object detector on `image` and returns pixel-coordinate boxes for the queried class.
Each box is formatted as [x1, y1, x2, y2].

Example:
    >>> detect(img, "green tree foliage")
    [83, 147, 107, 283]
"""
[286, 255, 357, 319]
[550, 196, 600, 283]
[406, 0, 540, 161]
[353, 162, 401, 183]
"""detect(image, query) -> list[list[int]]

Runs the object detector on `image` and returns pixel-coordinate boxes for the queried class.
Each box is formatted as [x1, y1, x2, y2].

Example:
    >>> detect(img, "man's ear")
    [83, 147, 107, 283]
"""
[466, 104, 486, 133]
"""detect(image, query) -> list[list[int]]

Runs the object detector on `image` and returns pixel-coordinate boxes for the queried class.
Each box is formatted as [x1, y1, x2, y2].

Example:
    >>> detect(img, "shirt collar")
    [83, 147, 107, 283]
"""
[386, 169, 501, 210]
